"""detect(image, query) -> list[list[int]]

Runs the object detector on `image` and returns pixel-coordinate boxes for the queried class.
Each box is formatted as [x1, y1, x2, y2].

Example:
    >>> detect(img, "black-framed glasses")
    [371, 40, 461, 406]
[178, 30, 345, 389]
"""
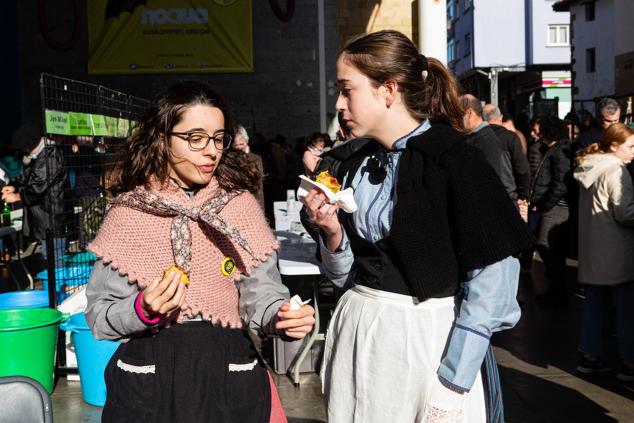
[168, 131, 233, 151]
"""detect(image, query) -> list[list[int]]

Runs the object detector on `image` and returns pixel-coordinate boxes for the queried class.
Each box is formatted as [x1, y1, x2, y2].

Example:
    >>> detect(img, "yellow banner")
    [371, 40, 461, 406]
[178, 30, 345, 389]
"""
[87, 0, 253, 74]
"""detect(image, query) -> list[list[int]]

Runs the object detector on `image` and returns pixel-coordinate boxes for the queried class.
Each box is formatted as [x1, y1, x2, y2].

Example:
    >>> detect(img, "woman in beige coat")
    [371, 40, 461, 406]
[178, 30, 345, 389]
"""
[574, 123, 634, 382]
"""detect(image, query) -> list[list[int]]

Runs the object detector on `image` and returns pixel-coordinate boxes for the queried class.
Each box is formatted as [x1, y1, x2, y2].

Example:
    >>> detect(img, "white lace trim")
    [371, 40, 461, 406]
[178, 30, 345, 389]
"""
[228, 359, 258, 372]
[423, 407, 463, 423]
[117, 359, 156, 374]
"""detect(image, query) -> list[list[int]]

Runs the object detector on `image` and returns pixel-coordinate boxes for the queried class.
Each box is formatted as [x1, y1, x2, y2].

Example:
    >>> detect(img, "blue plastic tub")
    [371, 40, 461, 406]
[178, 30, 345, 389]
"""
[37, 266, 92, 303]
[63, 252, 97, 266]
[60, 313, 119, 407]
[0, 290, 49, 309]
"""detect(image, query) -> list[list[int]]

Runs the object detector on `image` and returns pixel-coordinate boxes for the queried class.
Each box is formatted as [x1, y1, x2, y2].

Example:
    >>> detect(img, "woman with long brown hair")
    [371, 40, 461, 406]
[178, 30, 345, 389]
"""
[574, 123, 634, 382]
[300, 30, 532, 422]
[85, 81, 314, 422]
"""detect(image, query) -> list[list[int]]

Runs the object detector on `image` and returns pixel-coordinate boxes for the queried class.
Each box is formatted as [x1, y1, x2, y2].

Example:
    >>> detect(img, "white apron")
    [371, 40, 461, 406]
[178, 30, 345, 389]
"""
[321, 285, 486, 423]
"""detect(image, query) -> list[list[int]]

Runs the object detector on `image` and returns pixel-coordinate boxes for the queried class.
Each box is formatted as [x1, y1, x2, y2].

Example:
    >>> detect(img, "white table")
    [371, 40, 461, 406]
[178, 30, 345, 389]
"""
[276, 230, 325, 386]
[273, 200, 304, 232]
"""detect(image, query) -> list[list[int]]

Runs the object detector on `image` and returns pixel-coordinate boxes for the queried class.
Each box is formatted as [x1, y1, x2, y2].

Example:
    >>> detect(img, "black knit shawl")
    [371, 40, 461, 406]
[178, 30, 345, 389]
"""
[320, 123, 534, 301]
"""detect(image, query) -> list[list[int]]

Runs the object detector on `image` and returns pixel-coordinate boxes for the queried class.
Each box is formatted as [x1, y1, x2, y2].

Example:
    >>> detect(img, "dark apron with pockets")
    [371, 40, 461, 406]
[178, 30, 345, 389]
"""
[102, 322, 271, 423]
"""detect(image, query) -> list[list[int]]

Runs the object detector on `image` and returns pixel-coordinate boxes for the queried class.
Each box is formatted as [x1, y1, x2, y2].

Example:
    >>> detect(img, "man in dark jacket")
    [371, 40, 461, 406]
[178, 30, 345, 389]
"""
[2, 123, 67, 267]
[461, 94, 517, 200]
[574, 97, 621, 151]
[484, 104, 531, 202]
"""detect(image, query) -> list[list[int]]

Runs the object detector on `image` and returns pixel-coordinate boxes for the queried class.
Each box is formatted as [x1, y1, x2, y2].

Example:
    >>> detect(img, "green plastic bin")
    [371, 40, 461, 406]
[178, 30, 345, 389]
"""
[0, 308, 66, 393]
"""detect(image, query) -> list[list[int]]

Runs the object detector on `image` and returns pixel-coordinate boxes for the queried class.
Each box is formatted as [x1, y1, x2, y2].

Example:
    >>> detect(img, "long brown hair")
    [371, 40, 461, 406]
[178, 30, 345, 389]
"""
[340, 30, 465, 132]
[110, 81, 261, 195]
[576, 123, 634, 165]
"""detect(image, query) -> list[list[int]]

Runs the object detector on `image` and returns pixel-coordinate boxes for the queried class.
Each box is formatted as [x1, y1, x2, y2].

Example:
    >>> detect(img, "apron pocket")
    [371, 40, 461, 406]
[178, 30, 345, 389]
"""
[225, 355, 268, 410]
[108, 353, 156, 418]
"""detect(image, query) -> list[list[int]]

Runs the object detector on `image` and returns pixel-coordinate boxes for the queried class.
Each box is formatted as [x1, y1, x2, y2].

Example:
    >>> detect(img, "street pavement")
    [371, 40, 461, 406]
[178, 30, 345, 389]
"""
[51, 259, 634, 422]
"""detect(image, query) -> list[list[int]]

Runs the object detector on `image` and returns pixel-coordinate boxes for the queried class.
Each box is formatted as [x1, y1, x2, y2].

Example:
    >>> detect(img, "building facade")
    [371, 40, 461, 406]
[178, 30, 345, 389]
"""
[554, 0, 634, 115]
[14, 0, 339, 142]
[448, 0, 571, 118]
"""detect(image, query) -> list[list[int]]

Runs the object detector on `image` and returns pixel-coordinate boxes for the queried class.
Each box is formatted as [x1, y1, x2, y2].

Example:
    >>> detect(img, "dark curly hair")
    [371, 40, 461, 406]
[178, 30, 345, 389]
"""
[110, 81, 261, 195]
[536, 115, 567, 142]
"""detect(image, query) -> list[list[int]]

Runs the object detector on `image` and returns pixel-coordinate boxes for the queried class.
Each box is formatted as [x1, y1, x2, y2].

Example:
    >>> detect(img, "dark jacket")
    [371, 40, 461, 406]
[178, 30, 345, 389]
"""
[312, 124, 533, 301]
[490, 124, 531, 200]
[467, 125, 518, 199]
[575, 125, 602, 150]
[14, 146, 67, 239]
[527, 139, 571, 213]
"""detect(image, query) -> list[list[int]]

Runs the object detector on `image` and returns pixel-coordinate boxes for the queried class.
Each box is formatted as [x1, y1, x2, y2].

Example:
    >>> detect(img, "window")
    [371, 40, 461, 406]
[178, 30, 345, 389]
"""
[455, 41, 460, 59]
[586, 48, 596, 73]
[447, 0, 456, 20]
[464, 33, 471, 56]
[584, 1, 595, 21]
[547, 24, 570, 46]
[448, 39, 456, 62]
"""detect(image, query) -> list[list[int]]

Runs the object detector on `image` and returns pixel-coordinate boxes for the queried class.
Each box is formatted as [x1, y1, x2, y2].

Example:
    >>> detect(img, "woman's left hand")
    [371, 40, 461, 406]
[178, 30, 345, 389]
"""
[275, 301, 316, 339]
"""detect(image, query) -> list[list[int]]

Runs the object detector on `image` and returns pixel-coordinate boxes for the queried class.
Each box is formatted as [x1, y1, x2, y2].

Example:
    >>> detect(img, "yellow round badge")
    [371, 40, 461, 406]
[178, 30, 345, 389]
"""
[221, 257, 236, 276]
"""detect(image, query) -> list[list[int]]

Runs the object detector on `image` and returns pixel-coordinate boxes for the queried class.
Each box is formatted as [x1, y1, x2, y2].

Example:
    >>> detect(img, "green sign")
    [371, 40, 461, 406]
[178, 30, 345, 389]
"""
[45, 110, 71, 135]
[43, 109, 133, 137]
[89, 114, 109, 136]
[116, 118, 130, 138]
[104, 116, 118, 136]
[69, 112, 92, 135]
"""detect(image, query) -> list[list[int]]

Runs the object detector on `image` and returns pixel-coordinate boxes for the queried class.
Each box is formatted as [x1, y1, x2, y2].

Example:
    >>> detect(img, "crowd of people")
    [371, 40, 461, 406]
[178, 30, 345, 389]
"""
[457, 92, 634, 385]
[455, 95, 632, 305]
[1, 28, 633, 423]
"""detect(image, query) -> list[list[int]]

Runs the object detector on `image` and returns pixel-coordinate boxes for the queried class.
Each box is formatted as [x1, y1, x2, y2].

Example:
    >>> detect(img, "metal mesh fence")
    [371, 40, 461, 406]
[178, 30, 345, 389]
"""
[38, 74, 148, 309]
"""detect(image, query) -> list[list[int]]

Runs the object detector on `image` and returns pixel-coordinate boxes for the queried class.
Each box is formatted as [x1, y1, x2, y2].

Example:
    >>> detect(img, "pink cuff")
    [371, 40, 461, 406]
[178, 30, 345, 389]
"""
[134, 291, 161, 325]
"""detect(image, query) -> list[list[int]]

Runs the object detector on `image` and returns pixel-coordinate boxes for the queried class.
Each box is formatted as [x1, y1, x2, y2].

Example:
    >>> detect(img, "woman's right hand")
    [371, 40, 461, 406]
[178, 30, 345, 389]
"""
[141, 270, 186, 319]
[300, 187, 343, 251]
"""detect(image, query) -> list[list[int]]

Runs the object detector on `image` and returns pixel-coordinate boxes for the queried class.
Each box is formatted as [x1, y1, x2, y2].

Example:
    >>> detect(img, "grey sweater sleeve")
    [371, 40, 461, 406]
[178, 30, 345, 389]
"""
[237, 251, 290, 338]
[85, 260, 151, 341]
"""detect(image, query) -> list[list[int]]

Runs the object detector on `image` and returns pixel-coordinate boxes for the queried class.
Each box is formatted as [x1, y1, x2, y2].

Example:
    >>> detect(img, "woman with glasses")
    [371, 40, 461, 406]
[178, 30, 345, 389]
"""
[301, 31, 533, 422]
[85, 81, 314, 423]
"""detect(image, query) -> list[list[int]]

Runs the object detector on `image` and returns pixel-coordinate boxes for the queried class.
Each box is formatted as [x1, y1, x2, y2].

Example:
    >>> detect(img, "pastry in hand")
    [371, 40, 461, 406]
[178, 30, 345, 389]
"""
[163, 265, 190, 285]
[314, 171, 341, 193]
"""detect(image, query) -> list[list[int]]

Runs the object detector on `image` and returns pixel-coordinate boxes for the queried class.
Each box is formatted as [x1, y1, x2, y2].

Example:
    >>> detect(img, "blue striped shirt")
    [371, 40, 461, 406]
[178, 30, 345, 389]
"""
[345, 120, 431, 241]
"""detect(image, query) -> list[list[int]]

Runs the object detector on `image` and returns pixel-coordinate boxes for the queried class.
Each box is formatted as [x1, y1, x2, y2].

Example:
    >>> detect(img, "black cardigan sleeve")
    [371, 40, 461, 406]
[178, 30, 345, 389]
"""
[440, 140, 534, 272]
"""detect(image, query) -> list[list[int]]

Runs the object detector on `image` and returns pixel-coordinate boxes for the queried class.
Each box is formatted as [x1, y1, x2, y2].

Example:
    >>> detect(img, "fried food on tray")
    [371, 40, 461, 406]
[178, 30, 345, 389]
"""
[315, 171, 341, 193]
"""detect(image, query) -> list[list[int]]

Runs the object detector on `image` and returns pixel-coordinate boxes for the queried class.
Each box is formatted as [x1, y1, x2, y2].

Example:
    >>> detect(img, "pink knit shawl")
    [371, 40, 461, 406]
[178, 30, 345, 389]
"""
[89, 179, 278, 328]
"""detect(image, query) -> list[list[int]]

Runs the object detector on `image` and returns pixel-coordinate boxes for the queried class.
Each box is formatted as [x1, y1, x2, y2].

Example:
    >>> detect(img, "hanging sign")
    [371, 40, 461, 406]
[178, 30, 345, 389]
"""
[87, 0, 253, 74]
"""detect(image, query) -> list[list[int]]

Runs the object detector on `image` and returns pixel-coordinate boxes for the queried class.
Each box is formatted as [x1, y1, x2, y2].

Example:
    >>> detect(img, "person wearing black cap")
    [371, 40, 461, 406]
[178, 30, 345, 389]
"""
[1, 123, 67, 267]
